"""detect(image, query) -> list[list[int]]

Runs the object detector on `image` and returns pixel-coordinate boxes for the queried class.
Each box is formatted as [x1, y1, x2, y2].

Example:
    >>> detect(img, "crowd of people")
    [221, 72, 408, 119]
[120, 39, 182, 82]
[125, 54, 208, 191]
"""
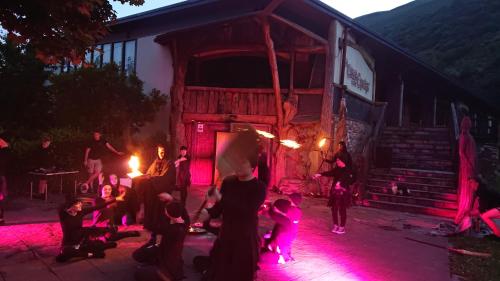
[2, 121, 500, 280]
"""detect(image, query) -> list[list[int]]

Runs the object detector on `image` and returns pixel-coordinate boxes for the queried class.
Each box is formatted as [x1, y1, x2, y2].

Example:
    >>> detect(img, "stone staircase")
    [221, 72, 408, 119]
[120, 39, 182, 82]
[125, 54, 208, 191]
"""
[364, 127, 458, 218]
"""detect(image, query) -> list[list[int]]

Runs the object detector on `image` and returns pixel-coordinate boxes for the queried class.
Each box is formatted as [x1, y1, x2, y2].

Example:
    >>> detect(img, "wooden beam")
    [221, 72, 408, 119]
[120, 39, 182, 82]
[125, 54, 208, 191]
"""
[262, 16, 284, 129]
[170, 39, 188, 152]
[270, 14, 328, 45]
[294, 88, 323, 95]
[320, 20, 336, 137]
[263, 0, 286, 15]
[186, 86, 289, 95]
[182, 113, 277, 124]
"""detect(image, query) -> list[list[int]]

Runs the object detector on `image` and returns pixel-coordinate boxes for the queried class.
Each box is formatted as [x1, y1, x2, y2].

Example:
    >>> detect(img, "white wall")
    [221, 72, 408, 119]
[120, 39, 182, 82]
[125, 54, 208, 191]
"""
[135, 35, 174, 140]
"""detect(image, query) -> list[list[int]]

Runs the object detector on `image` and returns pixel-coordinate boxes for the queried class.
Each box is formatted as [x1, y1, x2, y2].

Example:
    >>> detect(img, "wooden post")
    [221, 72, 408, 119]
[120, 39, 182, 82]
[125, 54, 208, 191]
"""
[261, 16, 285, 187]
[262, 17, 284, 129]
[170, 39, 188, 153]
[320, 21, 335, 139]
[433, 95, 437, 127]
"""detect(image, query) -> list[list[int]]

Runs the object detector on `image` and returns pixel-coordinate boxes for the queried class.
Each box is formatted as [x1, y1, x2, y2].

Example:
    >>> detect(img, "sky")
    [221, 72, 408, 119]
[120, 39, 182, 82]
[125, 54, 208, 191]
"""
[112, 0, 414, 19]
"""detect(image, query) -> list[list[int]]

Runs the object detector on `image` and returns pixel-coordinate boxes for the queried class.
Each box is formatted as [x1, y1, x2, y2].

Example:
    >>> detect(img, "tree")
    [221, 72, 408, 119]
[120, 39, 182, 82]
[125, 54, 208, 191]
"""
[48, 63, 167, 140]
[0, 39, 51, 137]
[0, 0, 144, 64]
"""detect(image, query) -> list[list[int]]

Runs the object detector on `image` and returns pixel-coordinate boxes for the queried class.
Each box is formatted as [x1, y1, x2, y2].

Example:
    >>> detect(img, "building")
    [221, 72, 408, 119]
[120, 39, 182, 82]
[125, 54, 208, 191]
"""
[95, 0, 497, 216]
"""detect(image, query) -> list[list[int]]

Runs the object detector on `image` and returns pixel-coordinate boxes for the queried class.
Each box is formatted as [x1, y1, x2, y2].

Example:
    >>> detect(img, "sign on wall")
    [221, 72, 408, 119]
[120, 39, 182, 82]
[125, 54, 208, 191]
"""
[344, 46, 375, 101]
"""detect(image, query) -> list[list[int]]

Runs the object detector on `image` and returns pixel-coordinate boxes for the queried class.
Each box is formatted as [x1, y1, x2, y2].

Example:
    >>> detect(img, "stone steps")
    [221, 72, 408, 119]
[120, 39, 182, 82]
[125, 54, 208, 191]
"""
[367, 179, 456, 193]
[362, 200, 456, 218]
[368, 185, 457, 201]
[371, 168, 456, 179]
[368, 171, 456, 186]
[367, 127, 457, 218]
[391, 159, 454, 171]
[366, 192, 457, 210]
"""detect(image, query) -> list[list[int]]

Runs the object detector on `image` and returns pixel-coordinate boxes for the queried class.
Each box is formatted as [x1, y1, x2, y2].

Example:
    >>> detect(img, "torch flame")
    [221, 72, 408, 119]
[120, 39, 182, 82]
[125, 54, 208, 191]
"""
[318, 138, 327, 148]
[127, 155, 143, 178]
[280, 139, 301, 149]
[256, 129, 275, 139]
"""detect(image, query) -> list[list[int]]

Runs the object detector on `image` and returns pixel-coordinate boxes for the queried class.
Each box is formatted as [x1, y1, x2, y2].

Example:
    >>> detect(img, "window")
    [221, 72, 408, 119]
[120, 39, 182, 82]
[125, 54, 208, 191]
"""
[93, 45, 103, 67]
[102, 43, 111, 65]
[112, 42, 123, 67]
[84, 49, 93, 65]
[124, 40, 136, 75]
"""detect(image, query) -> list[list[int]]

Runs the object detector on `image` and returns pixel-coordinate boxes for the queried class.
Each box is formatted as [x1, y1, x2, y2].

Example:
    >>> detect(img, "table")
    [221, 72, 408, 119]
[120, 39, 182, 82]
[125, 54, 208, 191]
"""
[28, 171, 79, 201]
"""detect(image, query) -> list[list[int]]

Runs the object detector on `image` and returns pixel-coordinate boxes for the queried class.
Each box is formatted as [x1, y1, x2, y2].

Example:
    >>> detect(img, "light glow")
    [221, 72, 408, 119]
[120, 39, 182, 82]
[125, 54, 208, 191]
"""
[256, 129, 275, 139]
[127, 155, 143, 178]
[280, 139, 301, 149]
[318, 138, 327, 148]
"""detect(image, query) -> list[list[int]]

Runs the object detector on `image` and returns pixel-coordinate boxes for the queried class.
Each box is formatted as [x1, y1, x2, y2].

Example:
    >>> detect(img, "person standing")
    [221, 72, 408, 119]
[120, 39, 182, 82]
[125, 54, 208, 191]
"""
[454, 116, 477, 232]
[199, 154, 267, 281]
[0, 137, 9, 225]
[83, 130, 124, 192]
[33, 136, 55, 198]
[175, 146, 191, 206]
[257, 145, 270, 188]
[135, 144, 176, 246]
[314, 141, 354, 234]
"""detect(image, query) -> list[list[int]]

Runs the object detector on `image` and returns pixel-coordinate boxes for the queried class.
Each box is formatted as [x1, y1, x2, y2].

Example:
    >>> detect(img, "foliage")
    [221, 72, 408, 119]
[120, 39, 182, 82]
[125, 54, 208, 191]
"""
[449, 235, 500, 280]
[0, 0, 144, 64]
[0, 39, 52, 137]
[48, 63, 167, 139]
[356, 0, 500, 106]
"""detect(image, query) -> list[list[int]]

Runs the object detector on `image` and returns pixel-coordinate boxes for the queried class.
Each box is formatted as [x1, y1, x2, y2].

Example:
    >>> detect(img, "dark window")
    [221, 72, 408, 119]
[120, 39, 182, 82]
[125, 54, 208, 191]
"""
[124, 40, 136, 75]
[186, 55, 290, 88]
[102, 43, 111, 65]
[113, 42, 123, 68]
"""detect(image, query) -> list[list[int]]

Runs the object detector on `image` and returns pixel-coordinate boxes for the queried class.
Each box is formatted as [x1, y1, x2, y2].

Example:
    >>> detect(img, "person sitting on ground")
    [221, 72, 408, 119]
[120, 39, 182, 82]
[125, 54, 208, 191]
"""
[82, 130, 124, 193]
[92, 184, 117, 229]
[56, 194, 125, 262]
[468, 177, 500, 237]
[133, 201, 189, 281]
[33, 136, 56, 198]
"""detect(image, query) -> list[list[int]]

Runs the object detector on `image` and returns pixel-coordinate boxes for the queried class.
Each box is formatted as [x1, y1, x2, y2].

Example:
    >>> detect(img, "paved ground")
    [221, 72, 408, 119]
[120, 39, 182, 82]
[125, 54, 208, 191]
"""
[0, 186, 452, 281]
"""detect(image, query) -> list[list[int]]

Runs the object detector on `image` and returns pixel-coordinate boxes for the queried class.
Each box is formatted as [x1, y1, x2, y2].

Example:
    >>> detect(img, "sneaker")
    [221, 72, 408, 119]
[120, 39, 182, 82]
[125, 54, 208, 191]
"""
[336, 227, 346, 234]
[331, 225, 339, 233]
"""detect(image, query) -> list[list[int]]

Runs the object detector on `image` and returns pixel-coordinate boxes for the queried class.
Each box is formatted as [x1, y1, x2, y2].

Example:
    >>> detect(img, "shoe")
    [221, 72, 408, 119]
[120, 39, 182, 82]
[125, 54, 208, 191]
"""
[331, 225, 339, 233]
[89, 251, 105, 258]
[336, 227, 346, 234]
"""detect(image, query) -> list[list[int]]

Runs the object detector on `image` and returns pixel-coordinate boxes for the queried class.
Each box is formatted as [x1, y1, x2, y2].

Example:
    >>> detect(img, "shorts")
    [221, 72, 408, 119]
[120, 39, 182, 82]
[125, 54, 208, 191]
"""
[87, 159, 103, 174]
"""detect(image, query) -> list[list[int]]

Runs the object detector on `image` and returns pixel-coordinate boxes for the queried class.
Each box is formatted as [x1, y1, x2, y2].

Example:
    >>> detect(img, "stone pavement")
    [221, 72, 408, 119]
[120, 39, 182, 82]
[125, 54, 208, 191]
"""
[0, 186, 452, 281]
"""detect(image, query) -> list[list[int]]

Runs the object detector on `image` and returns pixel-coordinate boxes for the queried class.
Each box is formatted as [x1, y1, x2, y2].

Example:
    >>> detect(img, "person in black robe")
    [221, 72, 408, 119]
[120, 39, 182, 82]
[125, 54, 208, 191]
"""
[133, 201, 189, 281]
[0, 137, 9, 225]
[134, 144, 176, 246]
[56, 195, 124, 262]
[175, 146, 191, 206]
[198, 153, 267, 281]
[257, 145, 270, 188]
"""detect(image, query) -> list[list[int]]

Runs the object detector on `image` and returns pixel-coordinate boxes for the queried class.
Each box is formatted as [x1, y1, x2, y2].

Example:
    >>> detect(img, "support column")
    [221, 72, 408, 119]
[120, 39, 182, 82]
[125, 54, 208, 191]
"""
[433, 96, 437, 127]
[169, 40, 188, 153]
[262, 16, 285, 187]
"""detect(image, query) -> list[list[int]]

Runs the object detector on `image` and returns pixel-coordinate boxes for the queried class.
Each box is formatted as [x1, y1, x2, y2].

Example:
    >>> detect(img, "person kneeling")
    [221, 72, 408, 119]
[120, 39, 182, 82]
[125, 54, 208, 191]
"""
[133, 201, 188, 281]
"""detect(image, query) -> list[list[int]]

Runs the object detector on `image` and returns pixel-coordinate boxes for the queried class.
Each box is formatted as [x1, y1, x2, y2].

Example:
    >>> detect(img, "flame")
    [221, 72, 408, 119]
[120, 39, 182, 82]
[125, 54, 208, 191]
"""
[280, 139, 301, 149]
[256, 129, 275, 139]
[318, 138, 327, 148]
[127, 155, 143, 178]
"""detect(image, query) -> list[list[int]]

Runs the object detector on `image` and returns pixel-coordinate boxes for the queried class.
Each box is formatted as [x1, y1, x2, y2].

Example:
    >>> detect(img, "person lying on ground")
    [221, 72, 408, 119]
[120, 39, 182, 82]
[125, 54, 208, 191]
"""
[470, 177, 500, 237]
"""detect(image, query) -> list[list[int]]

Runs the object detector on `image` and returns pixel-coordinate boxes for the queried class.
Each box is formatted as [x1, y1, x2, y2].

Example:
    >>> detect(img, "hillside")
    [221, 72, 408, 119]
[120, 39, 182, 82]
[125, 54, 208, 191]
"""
[356, 0, 500, 105]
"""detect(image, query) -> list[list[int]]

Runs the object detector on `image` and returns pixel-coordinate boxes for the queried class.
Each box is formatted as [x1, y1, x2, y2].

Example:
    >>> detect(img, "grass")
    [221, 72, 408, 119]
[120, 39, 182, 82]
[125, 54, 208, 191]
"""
[449, 235, 500, 281]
